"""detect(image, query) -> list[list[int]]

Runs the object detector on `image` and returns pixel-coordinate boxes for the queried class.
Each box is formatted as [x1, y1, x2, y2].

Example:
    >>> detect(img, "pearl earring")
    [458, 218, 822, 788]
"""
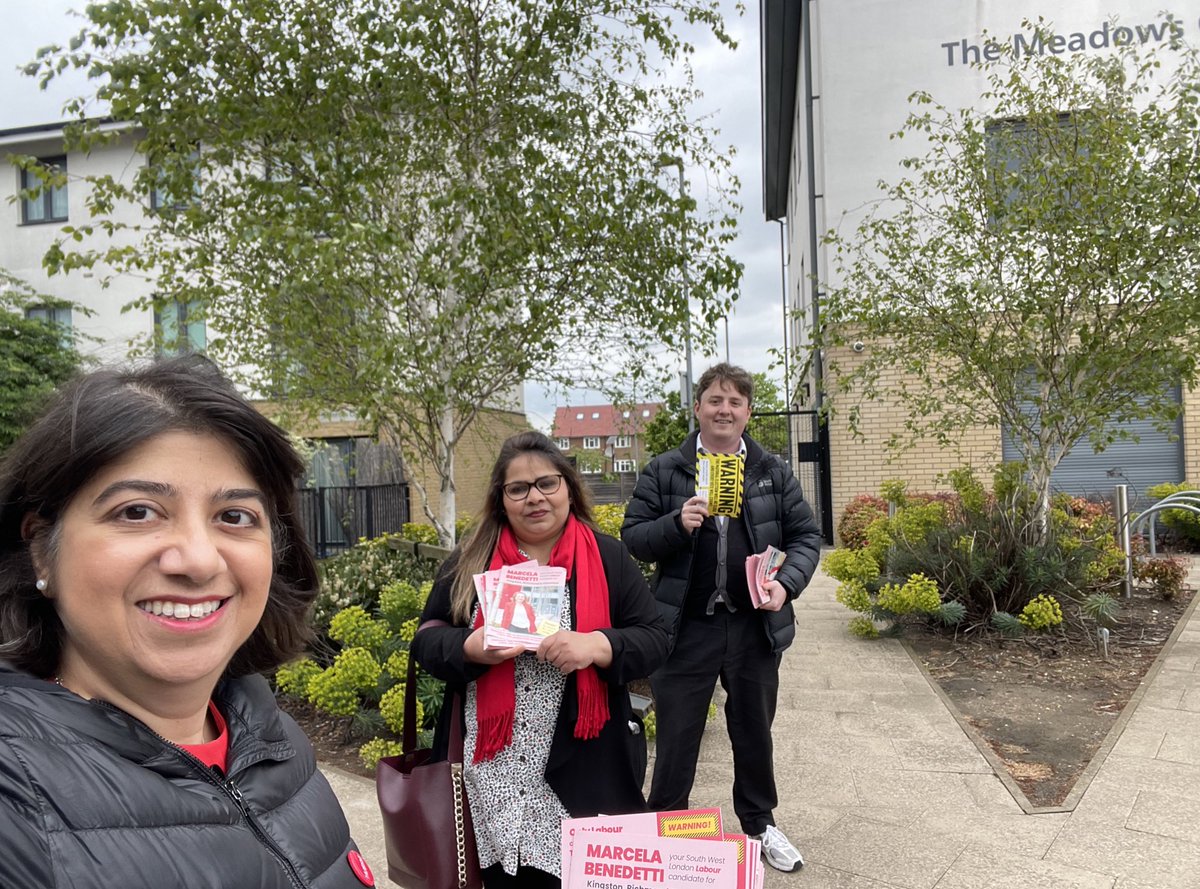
[35, 579, 47, 592]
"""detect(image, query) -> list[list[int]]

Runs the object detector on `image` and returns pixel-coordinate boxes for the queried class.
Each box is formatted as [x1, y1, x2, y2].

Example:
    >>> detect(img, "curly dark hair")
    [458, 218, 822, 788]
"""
[0, 355, 318, 679]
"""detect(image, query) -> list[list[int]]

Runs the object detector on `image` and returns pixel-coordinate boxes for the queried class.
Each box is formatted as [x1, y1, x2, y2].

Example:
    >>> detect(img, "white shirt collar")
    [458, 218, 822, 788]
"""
[696, 433, 746, 458]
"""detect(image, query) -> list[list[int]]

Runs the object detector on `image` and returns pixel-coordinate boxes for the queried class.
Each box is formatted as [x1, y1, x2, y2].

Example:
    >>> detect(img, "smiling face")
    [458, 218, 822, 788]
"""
[694, 379, 752, 453]
[501, 453, 571, 550]
[37, 431, 274, 705]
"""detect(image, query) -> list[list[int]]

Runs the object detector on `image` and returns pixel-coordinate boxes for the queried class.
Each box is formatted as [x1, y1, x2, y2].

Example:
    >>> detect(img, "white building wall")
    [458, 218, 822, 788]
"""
[780, 0, 1200, 525]
[1, 124, 156, 362]
[793, 0, 1200, 341]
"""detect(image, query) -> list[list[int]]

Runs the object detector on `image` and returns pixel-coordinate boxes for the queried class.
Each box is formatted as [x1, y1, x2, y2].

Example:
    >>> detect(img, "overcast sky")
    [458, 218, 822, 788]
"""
[0, 1, 786, 430]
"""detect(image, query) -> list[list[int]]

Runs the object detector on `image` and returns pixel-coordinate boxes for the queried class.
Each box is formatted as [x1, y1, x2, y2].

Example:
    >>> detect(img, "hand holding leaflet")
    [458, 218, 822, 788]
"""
[474, 563, 566, 651]
[744, 545, 787, 608]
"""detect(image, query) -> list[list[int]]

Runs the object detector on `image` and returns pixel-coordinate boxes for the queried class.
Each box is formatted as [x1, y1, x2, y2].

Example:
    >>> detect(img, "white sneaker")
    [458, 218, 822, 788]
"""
[756, 824, 804, 872]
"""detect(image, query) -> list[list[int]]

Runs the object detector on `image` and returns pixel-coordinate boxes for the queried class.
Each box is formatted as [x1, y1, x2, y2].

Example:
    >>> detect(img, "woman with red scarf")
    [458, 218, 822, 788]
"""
[412, 432, 668, 888]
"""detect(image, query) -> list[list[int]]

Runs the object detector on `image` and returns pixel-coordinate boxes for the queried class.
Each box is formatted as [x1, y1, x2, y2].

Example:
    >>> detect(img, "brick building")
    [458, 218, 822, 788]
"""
[551, 403, 663, 477]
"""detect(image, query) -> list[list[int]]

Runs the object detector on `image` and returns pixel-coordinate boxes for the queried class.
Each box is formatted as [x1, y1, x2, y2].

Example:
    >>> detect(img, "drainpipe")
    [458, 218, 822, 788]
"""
[803, 0, 823, 409]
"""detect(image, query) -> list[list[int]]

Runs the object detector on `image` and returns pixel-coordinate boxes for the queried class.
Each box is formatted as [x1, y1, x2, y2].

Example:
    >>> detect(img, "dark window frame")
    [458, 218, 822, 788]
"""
[19, 155, 68, 225]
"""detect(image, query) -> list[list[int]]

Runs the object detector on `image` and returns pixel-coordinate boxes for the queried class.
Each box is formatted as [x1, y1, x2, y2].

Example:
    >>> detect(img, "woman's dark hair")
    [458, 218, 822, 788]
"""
[448, 431, 594, 622]
[0, 355, 318, 678]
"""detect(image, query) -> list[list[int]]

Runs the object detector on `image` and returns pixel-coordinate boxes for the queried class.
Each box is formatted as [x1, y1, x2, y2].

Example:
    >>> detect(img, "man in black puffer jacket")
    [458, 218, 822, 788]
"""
[621, 363, 822, 875]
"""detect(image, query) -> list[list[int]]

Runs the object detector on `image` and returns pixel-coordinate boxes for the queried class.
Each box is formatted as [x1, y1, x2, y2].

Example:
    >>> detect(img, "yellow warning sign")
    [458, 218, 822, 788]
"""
[696, 454, 743, 518]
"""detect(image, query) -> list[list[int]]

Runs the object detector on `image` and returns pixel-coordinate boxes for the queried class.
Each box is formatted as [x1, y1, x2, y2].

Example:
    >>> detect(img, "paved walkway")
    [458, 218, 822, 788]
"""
[324, 560, 1200, 888]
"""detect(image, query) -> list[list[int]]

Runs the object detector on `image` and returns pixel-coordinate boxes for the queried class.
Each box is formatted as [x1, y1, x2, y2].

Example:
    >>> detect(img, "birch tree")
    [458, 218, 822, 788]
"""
[28, 0, 742, 543]
[822, 22, 1200, 540]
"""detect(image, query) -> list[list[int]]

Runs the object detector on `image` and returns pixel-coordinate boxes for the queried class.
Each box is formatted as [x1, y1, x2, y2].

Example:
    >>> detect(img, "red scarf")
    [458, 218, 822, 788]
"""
[472, 514, 611, 762]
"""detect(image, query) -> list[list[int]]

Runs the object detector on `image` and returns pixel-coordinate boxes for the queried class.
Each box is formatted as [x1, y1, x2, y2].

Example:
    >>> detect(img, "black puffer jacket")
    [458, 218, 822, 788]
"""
[621, 432, 823, 653]
[0, 663, 367, 889]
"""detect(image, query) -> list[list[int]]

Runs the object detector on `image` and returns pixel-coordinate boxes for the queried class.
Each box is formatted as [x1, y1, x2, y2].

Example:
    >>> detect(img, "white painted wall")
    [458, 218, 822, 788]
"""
[1, 125, 157, 362]
[785, 0, 1200, 401]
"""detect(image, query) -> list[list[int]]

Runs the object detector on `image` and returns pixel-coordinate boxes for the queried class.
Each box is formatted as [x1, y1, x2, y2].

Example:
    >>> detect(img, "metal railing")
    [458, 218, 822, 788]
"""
[296, 483, 410, 558]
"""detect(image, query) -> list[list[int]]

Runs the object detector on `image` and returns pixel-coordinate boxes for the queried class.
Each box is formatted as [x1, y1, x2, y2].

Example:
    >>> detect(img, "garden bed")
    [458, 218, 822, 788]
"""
[904, 585, 1195, 808]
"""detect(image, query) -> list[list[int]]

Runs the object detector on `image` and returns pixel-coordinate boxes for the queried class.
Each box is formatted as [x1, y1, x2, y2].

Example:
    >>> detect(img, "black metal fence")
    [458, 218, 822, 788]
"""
[296, 483, 411, 558]
[750, 410, 833, 544]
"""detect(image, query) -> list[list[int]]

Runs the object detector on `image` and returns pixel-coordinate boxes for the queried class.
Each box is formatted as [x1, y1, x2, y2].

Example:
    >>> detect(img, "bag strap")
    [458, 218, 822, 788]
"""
[405, 619, 466, 762]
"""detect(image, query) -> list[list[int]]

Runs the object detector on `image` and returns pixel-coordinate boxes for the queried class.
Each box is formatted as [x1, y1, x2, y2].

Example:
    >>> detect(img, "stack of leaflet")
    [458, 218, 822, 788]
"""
[473, 562, 566, 651]
[744, 545, 787, 608]
[562, 808, 763, 889]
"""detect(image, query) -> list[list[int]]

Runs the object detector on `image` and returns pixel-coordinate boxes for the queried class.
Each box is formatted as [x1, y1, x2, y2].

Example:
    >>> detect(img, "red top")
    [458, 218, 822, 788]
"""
[178, 701, 229, 773]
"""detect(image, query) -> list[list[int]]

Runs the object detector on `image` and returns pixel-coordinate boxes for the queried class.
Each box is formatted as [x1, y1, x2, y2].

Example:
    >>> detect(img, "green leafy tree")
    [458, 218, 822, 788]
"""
[0, 270, 84, 451]
[30, 0, 742, 545]
[642, 373, 787, 457]
[821, 21, 1200, 543]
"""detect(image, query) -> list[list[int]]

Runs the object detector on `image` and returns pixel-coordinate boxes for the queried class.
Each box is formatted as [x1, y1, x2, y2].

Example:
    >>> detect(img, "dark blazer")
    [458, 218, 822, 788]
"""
[0, 664, 362, 889]
[411, 530, 668, 817]
[621, 431, 823, 653]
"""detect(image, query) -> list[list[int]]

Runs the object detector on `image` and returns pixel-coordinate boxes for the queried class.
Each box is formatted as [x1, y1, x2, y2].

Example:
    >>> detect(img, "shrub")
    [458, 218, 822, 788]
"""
[1134, 555, 1188, 600]
[275, 533, 445, 765]
[359, 737, 404, 770]
[276, 657, 322, 698]
[329, 606, 389, 650]
[830, 467, 1127, 638]
[848, 615, 880, 638]
[1146, 482, 1200, 549]
[946, 466, 986, 516]
[880, 478, 908, 508]
[833, 568, 960, 632]
[592, 503, 626, 539]
[1019, 594, 1064, 631]
[823, 548, 881, 585]
[401, 515, 475, 546]
[316, 534, 438, 631]
[838, 495, 888, 549]
[379, 580, 431, 629]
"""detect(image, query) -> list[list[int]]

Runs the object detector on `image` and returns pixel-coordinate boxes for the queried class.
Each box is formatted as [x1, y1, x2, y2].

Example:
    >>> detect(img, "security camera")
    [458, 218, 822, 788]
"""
[851, 341, 865, 353]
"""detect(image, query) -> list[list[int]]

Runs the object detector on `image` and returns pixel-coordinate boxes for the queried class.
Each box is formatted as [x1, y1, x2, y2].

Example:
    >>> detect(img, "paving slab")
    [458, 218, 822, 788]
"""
[322, 557, 1200, 887]
[931, 845, 1114, 889]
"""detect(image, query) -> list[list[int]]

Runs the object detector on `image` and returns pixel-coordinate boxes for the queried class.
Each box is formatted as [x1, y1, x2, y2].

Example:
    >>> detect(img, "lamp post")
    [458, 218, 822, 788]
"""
[657, 155, 694, 433]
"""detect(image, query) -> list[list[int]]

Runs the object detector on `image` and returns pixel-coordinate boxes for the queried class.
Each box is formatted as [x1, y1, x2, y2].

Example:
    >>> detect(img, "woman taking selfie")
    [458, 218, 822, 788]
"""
[0, 356, 371, 889]
[411, 431, 668, 888]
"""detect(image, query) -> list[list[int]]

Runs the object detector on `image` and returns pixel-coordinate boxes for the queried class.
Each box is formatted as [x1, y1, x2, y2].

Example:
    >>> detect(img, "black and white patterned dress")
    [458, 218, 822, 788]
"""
[464, 597, 571, 876]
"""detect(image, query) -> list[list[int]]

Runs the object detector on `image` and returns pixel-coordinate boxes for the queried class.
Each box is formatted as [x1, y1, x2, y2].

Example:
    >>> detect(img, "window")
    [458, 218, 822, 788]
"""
[580, 463, 602, 474]
[20, 155, 68, 224]
[642, 408, 651, 417]
[583, 436, 600, 450]
[614, 435, 631, 448]
[25, 304, 73, 347]
[622, 410, 631, 418]
[986, 113, 1077, 223]
[591, 411, 600, 419]
[150, 150, 201, 211]
[25, 304, 72, 328]
[614, 459, 635, 473]
[575, 412, 584, 420]
[556, 438, 570, 450]
[155, 299, 206, 356]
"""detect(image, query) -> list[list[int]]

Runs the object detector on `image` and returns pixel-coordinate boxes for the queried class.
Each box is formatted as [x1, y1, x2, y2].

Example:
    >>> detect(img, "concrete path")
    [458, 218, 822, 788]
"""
[325, 560, 1200, 888]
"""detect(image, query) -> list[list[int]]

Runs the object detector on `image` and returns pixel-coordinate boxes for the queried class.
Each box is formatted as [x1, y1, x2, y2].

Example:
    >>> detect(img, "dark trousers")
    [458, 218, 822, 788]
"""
[482, 863, 559, 888]
[648, 608, 780, 835]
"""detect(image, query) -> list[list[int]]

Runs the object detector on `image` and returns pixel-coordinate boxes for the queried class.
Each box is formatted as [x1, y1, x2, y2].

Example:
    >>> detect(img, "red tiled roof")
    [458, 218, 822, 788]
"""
[551, 402, 663, 438]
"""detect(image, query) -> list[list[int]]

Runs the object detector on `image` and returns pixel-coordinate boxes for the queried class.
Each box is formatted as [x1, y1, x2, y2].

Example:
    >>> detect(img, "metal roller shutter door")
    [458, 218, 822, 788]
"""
[1001, 386, 1184, 505]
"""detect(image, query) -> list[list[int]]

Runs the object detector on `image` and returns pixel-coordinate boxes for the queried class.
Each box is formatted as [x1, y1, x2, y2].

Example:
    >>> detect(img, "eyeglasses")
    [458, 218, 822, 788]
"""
[502, 473, 564, 501]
